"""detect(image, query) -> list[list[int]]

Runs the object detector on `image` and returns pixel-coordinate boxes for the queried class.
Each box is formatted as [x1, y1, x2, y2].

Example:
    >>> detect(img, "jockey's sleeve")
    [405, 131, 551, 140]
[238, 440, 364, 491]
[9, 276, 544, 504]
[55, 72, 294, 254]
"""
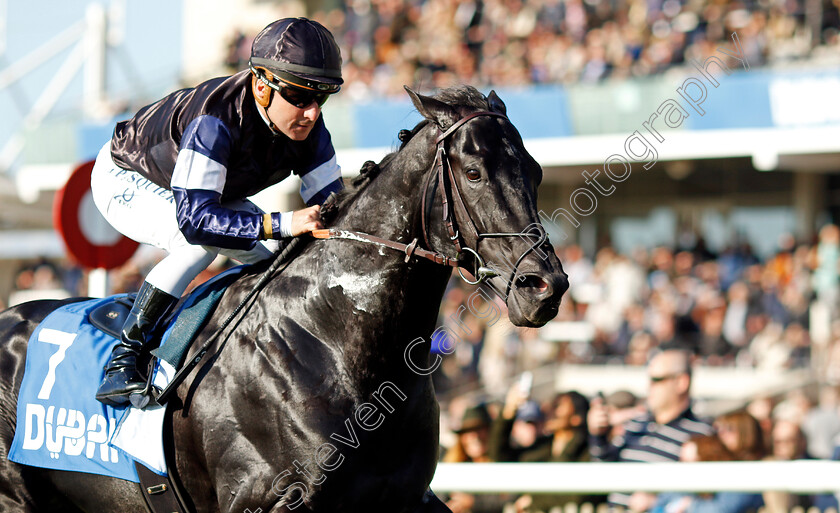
[171, 115, 264, 249]
[296, 121, 344, 206]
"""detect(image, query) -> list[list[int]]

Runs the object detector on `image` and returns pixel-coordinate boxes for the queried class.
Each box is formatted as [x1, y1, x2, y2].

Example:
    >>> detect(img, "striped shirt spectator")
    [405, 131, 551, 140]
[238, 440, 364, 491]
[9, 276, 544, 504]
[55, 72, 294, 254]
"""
[589, 407, 714, 507]
[587, 348, 713, 509]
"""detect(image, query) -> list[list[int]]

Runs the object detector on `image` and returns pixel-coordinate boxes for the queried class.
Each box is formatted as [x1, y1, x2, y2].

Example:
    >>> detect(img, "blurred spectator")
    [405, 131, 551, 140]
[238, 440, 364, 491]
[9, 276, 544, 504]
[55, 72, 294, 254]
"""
[477, 297, 516, 397]
[223, 29, 251, 71]
[763, 419, 814, 512]
[626, 331, 657, 366]
[435, 285, 487, 390]
[773, 398, 840, 512]
[443, 403, 493, 464]
[110, 261, 145, 294]
[489, 383, 592, 511]
[441, 403, 508, 513]
[772, 389, 813, 426]
[746, 396, 776, 456]
[486, 381, 546, 457]
[612, 302, 647, 356]
[651, 434, 764, 513]
[508, 399, 545, 450]
[748, 320, 791, 370]
[813, 224, 840, 320]
[696, 297, 729, 359]
[489, 384, 589, 463]
[563, 244, 594, 293]
[8, 262, 71, 306]
[588, 349, 714, 510]
[801, 384, 840, 460]
[603, 389, 644, 441]
[714, 411, 767, 461]
[721, 281, 750, 349]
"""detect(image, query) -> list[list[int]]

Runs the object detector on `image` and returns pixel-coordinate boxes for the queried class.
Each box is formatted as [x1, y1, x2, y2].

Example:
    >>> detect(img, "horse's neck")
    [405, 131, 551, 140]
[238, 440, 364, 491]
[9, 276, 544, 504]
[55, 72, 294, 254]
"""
[332, 139, 450, 313]
[314, 136, 451, 382]
[336, 156, 426, 242]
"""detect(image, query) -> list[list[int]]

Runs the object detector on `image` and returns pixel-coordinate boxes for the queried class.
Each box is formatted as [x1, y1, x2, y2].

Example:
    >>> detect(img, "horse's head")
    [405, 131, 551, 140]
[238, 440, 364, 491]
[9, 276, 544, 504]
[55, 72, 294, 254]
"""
[405, 86, 568, 327]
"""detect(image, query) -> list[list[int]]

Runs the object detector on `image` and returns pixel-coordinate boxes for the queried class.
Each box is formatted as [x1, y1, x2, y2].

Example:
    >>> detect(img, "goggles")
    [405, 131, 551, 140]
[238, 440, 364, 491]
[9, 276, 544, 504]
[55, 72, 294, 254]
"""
[251, 65, 332, 108]
[277, 82, 330, 108]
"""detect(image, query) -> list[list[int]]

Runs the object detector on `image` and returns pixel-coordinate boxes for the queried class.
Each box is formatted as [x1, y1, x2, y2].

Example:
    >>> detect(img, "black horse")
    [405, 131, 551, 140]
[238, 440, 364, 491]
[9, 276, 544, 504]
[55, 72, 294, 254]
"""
[0, 86, 568, 512]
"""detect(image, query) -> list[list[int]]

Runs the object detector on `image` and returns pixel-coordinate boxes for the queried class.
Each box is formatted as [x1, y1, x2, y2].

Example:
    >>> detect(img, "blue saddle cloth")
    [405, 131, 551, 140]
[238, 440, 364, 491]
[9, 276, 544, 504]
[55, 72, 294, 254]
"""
[7, 266, 247, 482]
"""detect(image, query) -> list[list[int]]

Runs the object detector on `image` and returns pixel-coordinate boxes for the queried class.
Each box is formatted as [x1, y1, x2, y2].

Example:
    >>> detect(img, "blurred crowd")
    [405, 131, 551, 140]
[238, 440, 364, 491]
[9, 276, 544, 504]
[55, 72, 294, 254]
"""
[224, 0, 840, 97]
[431, 225, 840, 396]
[426, 224, 840, 511]
[2, 248, 228, 310]
[439, 349, 840, 513]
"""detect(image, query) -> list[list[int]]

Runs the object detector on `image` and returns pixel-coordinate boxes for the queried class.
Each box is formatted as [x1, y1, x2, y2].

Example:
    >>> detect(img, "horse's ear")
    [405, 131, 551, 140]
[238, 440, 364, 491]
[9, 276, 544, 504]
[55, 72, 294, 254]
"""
[488, 90, 507, 115]
[404, 86, 459, 130]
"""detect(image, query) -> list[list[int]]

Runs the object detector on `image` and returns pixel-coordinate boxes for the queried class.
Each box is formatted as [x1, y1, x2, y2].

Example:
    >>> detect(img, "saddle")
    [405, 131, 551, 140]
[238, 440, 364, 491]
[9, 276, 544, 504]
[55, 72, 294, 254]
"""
[23, 266, 246, 513]
[65, 268, 248, 513]
[88, 294, 136, 340]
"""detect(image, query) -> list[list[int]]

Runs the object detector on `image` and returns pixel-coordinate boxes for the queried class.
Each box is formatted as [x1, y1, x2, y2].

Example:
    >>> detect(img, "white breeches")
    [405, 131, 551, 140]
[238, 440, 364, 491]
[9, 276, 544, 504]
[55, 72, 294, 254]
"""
[90, 142, 279, 297]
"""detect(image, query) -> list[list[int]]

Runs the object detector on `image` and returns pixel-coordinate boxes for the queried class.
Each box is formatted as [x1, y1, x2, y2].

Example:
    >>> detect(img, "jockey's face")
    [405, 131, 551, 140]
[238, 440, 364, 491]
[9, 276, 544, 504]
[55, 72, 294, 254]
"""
[267, 88, 321, 141]
[253, 76, 321, 141]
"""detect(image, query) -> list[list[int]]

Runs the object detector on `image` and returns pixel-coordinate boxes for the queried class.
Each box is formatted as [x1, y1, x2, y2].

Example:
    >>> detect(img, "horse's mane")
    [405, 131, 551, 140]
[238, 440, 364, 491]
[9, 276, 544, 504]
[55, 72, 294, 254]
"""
[321, 85, 490, 224]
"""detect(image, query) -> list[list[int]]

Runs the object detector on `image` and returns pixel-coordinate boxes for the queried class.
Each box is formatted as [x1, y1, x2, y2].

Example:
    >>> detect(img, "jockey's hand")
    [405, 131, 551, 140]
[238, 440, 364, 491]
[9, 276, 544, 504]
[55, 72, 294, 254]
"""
[291, 205, 323, 237]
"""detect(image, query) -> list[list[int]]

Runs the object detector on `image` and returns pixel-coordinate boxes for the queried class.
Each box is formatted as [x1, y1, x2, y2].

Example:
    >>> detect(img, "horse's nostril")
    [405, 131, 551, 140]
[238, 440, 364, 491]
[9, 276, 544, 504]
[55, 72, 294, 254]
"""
[519, 275, 549, 293]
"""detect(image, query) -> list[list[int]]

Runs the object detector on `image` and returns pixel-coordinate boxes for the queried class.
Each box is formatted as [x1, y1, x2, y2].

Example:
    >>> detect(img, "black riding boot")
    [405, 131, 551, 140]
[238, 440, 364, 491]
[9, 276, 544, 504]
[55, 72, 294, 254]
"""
[95, 282, 178, 407]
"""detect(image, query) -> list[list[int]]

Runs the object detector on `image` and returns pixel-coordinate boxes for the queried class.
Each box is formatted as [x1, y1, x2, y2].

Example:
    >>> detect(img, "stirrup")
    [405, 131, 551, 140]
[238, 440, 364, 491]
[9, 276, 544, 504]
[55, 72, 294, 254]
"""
[128, 359, 162, 409]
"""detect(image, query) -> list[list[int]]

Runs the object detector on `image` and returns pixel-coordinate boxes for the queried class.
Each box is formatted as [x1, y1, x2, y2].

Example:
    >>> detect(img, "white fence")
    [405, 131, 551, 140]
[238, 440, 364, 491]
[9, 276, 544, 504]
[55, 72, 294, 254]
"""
[494, 505, 832, 513]
[430, 461, 840, 494]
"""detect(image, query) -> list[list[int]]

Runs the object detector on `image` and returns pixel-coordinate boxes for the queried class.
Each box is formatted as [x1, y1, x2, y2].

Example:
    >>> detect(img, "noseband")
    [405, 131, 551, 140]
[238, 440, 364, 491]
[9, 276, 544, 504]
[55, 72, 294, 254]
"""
[314, 110, 550, 298]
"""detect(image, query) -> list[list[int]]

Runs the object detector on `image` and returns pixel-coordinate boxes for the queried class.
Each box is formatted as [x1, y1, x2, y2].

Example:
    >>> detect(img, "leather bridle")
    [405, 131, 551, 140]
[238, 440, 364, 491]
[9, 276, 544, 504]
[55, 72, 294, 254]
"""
[314, 109, 550, 298]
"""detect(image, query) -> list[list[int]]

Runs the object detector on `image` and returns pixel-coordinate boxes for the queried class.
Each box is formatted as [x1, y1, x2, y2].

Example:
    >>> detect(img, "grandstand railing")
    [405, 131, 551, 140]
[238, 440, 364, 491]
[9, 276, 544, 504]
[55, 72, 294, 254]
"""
[430, 462, 840, 494]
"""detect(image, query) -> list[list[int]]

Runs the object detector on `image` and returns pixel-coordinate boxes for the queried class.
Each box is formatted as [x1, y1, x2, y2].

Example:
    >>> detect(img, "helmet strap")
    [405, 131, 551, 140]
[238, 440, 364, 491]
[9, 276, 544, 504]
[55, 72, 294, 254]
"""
[252, 73, 282, 136]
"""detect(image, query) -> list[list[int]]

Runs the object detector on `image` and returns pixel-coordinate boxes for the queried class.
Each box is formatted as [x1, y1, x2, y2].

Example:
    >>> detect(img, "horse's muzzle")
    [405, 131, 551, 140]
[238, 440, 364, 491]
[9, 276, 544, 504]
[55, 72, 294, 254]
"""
[506, 269, 569, 327]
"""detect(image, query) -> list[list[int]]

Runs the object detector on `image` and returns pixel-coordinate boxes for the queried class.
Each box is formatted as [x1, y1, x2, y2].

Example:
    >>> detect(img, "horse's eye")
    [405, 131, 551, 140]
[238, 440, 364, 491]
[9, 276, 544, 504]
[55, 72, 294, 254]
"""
[466, 169, 481, 182]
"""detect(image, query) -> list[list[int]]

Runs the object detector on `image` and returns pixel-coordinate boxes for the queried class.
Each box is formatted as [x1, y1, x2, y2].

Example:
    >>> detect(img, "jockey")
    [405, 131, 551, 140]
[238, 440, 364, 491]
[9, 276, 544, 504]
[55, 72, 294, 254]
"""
[90, 18, 344, 407]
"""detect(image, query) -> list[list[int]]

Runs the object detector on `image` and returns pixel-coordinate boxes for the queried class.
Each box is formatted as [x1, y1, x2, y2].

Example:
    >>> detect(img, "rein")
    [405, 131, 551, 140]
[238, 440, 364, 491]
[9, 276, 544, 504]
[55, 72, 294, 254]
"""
[312, 229, 458, 267]
[155, 237, 304, 405]
[317, 109, 549, 297]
